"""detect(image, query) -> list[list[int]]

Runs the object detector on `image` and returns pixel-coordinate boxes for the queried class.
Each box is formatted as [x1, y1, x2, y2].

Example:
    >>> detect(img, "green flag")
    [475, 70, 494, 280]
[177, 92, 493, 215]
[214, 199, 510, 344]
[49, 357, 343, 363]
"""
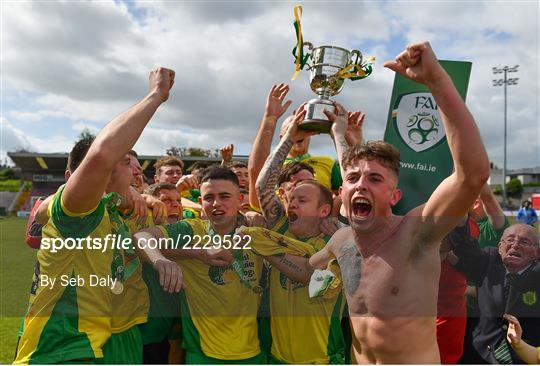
[383, 60, 472, 215]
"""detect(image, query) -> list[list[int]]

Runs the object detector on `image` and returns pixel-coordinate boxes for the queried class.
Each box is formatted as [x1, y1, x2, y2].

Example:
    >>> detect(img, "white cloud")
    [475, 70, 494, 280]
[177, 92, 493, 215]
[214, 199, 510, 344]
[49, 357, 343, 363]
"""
[1, 118, 74, 160]
[1, 1, 538, 169]
[8, 111, 42, 123]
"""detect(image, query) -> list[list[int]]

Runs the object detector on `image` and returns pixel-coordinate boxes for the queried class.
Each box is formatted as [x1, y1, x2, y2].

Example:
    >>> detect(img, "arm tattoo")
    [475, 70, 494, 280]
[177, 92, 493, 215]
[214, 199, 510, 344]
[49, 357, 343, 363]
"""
[335, 135, 349, 178]
[256, 137, 293, 228]
[278, 255, 303, 273]
[337, 243, 362, 295]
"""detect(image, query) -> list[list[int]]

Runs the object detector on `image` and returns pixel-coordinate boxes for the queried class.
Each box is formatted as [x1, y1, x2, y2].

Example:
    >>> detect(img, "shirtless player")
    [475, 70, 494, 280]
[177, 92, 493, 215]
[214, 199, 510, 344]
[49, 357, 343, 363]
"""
[309, 42, 490, 363]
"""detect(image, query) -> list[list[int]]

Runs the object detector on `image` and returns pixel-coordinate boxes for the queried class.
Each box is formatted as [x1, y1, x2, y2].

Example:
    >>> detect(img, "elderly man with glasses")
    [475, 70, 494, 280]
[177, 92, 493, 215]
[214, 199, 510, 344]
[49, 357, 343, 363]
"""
[447, 222, 540, 364]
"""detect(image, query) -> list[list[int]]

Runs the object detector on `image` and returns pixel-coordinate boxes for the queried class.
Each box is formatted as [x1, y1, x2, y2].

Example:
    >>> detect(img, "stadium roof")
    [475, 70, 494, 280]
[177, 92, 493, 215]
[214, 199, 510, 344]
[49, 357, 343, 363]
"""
[8, 152, 248, 175]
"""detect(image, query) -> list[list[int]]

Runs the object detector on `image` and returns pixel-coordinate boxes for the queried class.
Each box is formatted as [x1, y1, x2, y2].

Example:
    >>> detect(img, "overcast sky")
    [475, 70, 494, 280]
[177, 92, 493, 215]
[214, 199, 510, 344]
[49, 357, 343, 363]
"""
[1, 0, 539, 169]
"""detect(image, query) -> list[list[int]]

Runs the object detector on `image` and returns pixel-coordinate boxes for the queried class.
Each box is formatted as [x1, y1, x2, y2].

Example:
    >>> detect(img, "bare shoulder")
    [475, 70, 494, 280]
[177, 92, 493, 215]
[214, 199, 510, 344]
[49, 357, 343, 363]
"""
[331, 226, 354, 241]
[328, 226, 354, 252]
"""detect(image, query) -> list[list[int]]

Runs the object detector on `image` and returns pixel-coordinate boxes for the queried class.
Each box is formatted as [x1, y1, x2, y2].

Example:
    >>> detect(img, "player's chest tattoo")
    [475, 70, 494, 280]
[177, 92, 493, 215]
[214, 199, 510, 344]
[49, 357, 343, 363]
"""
[337, 242, 362, 295]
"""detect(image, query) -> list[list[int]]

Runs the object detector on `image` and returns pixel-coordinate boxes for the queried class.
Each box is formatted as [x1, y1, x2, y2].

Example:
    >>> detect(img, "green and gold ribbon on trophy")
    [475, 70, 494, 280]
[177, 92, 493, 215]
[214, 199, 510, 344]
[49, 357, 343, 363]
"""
[290, 5, 376, 133]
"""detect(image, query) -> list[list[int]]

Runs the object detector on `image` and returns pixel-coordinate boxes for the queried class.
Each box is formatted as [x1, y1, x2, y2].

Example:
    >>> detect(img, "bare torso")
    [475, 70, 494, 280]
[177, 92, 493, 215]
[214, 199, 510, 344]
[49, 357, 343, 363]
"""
[332, 217, 441, 364]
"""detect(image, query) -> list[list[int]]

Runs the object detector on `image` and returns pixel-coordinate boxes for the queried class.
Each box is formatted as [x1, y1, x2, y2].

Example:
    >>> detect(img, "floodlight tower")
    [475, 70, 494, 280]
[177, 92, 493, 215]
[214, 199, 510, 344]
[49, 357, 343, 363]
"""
[492, 64, 519, 209]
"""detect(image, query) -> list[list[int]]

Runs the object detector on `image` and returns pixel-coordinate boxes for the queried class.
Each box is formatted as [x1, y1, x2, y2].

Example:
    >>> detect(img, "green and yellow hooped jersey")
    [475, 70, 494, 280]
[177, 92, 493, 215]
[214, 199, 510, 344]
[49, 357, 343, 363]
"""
[15, 187, 123, 364]
[267, 217, 345, 364]
[158, 219, 264, 361]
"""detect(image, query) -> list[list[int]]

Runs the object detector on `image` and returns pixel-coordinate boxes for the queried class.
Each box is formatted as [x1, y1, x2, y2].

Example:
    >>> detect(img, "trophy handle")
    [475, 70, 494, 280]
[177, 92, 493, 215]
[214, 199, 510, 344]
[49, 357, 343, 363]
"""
[350, 50, 363, 66]
[303, 42, 314, 68]
[303, 41, 314, 50]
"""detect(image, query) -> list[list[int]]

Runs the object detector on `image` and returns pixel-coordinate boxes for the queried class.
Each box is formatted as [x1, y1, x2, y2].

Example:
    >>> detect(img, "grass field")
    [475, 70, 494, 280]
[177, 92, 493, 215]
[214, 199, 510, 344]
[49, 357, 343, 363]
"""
[0, 217, 36, 364]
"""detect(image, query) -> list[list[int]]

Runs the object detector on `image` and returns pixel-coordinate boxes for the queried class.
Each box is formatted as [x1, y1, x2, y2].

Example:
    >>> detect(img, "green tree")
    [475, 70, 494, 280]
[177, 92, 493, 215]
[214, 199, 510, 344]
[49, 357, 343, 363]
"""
[506, 178, 523, 196]
[78, 128, 95, 141]
[165, 146, 221, 158]
[186, 148, 210, 157]
[166, 146, 185, 157]
[0, 167, 16, 180]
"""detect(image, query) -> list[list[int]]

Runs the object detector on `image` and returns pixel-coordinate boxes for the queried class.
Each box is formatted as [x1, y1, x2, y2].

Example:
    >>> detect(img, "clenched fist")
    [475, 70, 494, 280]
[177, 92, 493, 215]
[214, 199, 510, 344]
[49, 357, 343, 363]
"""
[149, 67, 175, 103]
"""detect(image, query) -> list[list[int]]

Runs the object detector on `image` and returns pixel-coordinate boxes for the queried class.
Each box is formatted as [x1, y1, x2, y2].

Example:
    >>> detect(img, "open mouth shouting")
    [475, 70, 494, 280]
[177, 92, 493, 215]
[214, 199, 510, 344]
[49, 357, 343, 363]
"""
[352, 197, 372, 220]
[288, 211, 300, 223]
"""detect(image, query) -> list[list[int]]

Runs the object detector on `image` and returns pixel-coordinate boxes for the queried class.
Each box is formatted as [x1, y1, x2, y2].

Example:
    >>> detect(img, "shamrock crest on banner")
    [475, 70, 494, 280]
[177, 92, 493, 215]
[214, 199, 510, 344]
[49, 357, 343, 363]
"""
[392, 92, 447, 153]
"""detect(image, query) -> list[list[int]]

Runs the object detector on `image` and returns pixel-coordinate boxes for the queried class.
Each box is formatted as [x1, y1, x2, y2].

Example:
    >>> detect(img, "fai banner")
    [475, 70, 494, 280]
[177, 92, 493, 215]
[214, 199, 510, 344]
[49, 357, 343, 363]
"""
[383, 60, 472, 215]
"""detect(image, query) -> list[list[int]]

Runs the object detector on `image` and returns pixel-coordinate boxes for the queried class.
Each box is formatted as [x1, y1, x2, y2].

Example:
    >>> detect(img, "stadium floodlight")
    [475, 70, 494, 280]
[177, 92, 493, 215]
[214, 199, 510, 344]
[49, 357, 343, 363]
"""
[492, 65, 519, 209]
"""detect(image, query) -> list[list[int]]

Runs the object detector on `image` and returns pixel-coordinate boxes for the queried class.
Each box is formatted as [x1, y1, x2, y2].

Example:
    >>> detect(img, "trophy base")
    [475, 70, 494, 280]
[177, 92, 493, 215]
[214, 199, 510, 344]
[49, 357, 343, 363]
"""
[299, 119, 332, 133]
[300, 98, 335, 134]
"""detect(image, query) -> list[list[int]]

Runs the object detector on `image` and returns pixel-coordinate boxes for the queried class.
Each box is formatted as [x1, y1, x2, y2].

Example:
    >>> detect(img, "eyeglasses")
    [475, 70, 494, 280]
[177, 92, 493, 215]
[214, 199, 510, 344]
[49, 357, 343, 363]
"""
[501, 236, 536, 248]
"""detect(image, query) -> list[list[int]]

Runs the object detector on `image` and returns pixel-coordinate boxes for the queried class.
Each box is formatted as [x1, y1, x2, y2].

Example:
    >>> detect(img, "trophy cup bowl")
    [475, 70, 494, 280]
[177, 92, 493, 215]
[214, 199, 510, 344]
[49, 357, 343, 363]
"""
[300, 45, 362, 133]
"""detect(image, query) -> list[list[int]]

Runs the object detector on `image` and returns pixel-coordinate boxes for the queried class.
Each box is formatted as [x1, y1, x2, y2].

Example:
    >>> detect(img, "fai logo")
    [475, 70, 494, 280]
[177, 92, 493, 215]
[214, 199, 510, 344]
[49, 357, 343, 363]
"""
[392, 93, 446, 152]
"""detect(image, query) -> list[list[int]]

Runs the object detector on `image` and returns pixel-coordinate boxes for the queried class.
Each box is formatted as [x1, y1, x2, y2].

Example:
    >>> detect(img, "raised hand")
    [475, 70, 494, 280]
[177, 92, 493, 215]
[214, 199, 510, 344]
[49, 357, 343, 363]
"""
[149, 67, 175, 103]
[504, 314, 523, 347]
[220, 144, 234, 164]
[325, 102, 349, 140]
[283, 103, 318, 142]
[264, 83, 293, 120]
[345, 111, 365, 146]
[176, 174, 199, 193]
[129, 186, 148, 227]
[142, 194, 168, 225]
[383, 42, 447, 87]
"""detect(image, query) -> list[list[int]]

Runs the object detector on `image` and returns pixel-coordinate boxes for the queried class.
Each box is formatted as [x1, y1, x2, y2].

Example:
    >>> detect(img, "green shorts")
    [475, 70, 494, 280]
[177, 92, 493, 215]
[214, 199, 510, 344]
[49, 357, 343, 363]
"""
[185, 351, 267, 364]
[102, 326, 143, 364]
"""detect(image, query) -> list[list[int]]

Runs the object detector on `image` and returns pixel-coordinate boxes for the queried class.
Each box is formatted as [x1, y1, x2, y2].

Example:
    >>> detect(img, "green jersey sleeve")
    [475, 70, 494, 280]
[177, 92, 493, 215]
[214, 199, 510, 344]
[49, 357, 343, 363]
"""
[51, 185, 105, 239]
[331, 160, 343, 191]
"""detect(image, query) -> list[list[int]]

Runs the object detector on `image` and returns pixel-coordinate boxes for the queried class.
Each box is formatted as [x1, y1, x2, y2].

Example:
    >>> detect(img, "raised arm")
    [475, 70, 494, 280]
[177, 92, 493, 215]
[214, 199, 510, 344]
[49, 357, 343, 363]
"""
[384, 42, 489, 242]
[63, 68, 175, 214]
[326, 102, 365, 178]
[220, 144, 234, 166]
[446, 220, 488, 284]
[255, 107, 311, 228]
[479, 183, 506, 229]
[248, 84, 293, 209]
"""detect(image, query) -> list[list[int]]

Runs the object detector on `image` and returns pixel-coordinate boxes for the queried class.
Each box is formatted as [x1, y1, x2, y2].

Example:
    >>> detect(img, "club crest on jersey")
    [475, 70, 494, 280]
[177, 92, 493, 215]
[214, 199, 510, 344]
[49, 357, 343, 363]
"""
[208, 266, 235, 285]
[392, 92, 446, 153]
[522, 290, 537, 306]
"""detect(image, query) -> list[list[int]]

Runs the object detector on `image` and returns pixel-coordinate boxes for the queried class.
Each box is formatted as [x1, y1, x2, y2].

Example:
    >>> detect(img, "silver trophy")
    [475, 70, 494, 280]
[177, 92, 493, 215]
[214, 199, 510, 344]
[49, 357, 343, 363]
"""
[298, 42, 363, 133]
